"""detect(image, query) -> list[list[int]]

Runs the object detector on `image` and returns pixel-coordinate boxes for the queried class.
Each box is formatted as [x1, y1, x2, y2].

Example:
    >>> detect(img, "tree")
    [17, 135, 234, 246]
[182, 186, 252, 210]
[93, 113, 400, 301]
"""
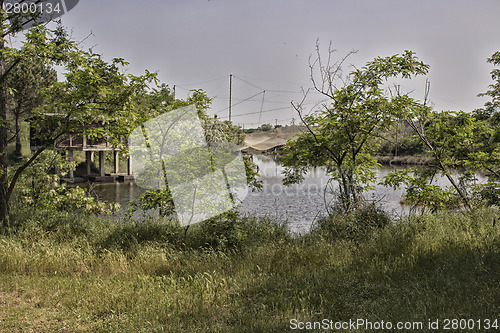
[0, 11, 156, 224]
[282, 42, 429, 213]
[384, 52, 500, 211]
[1, 1, 71, 222]
[130, 89, 261, 224]
[5, 52, 57, 159]
[14, 149, 120, 214]
[478, 51, 500, 117]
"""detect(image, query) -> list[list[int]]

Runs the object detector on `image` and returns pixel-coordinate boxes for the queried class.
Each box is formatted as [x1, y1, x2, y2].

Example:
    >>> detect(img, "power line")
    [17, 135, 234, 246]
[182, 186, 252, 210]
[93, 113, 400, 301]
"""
[236, 74, 305, 87]
[214, 91, 265, 115]
[218, 105, 292, 119]
[232, 75, 265, 91]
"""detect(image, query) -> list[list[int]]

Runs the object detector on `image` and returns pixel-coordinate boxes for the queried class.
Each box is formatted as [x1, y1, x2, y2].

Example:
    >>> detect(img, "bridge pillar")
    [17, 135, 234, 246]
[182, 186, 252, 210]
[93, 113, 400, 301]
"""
[99, 151, 105, 177]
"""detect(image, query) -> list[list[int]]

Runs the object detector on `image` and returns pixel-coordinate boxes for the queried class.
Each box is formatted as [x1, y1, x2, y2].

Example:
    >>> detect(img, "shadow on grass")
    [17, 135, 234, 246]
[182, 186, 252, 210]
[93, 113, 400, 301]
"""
[233, 212, 499, 332]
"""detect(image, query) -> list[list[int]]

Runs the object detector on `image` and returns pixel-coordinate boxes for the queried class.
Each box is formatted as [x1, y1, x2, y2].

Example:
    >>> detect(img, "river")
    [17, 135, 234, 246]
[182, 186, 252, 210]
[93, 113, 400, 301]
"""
[89, 155, 483, 234]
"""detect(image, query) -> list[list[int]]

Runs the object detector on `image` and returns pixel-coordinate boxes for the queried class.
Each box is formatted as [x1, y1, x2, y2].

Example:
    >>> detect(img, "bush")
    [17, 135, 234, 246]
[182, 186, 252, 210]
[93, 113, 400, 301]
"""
[99, 217, 184, 254]
[196, 210, 289, 250]
[259, 123, 272, 131]
[4, 206, 290, 257]
[312, 204, 391, 242]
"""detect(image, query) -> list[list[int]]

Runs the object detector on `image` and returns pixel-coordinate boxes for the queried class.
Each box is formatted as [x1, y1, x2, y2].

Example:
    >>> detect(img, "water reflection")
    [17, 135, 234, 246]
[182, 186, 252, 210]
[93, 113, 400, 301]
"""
[238, 155, 409, 233]
[87, 155, 485, 234]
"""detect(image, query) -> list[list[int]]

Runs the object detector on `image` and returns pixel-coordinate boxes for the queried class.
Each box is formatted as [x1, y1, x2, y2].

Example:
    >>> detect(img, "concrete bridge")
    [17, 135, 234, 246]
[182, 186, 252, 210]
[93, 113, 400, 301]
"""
[240, 126, 302, 151]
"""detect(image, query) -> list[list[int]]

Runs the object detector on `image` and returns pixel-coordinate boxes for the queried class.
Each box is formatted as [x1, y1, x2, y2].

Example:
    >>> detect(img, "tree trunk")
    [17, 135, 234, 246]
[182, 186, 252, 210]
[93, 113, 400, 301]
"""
[0, 28, 10, 224]
[15, 112, 22, 160]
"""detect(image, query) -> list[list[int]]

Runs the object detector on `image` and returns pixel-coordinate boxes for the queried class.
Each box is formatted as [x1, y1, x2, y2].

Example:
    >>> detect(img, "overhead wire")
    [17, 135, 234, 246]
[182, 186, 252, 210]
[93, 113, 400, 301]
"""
[218, 105, 292, 119]
[176, 74, 331, 126]
[232, 75, 265, 91]
[213, 90, 265, 115]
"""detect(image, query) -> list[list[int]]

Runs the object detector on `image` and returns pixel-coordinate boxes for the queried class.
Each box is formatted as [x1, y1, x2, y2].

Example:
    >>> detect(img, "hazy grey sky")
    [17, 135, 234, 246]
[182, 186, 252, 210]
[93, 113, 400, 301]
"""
[55, 0, 500, 127]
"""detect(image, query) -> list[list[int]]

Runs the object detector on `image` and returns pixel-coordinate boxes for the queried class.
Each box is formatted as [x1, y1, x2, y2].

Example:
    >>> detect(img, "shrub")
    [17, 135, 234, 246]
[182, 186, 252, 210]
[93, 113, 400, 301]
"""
[196, 210, 289, 250]
[312, 204, 391, 242]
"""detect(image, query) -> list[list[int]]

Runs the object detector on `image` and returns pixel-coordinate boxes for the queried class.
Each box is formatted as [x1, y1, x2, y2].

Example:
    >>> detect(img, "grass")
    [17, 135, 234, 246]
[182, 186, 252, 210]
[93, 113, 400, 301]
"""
[0, 207, 498, 332]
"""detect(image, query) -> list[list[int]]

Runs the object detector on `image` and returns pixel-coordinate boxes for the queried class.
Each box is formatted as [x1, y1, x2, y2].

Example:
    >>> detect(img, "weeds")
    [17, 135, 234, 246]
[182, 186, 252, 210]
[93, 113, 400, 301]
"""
[0, 207, 498, 332]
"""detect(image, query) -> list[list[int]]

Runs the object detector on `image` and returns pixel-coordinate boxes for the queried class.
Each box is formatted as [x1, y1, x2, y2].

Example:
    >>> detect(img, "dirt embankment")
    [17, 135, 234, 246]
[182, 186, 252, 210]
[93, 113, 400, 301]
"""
[375, 155, 433, 165]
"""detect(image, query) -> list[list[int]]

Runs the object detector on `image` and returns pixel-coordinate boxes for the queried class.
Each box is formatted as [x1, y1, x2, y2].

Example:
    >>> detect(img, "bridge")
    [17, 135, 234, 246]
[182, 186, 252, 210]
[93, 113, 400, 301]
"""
[240, 126, 302, 151]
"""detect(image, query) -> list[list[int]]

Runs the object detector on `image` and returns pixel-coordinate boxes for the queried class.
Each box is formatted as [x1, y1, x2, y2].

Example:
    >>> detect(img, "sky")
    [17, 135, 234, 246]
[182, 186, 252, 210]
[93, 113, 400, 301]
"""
[44, 0, 500, 127]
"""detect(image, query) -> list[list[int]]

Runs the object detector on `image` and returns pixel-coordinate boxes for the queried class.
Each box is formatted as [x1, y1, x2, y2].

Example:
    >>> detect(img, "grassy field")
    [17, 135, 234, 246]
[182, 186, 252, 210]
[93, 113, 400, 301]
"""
[0, 208, 498, 332]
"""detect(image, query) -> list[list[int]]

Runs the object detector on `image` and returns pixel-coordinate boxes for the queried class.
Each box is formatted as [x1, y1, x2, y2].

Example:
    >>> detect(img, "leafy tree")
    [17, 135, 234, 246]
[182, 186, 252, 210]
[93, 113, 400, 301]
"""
[5, 52, 57, 159]
[0, 11, 155, 223]
[478, 51, 500, 116]
[1, 3, 74, 222]
[282, 43, 428, 213]
[384, 52, 500, 211]
[385, 98, 474, 210]
[14, 150, 119, 214]
[131, 91, 261, 222]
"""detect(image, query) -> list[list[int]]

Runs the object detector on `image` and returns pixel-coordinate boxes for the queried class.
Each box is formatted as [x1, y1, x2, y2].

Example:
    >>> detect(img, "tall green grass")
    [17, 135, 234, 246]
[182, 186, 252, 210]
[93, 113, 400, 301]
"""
[0, 208, 498, 332]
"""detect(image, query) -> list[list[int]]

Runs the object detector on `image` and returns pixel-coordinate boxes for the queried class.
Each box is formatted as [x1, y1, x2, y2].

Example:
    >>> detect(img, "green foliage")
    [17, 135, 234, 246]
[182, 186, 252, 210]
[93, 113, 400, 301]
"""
[259, 123, 272, 131]
[0, 20, 80, 221]
[4, 51, 57, 159]
[99, 217, 183, 254]
[478, 51, 500, 115]
[33, 51, 155, 147]
[376, 120, 426, 156]
[4, 207, 289, 254]
[283, 46, 429, 213]
[196, 210, 286, 250]
[130, 188, 174, 217]
[12, 150, 119, 214]
[0, 207, 497, 331]
[386, 51, 500, 211]
[477, 181, 500, 207]
[130, 100, 261, 222]
[378, 134, 426, 156]
[203, 117, 245, 145]
[383, 167, 462, 212]
[312, 204, 391, 242]
[0, 21, 158, 223]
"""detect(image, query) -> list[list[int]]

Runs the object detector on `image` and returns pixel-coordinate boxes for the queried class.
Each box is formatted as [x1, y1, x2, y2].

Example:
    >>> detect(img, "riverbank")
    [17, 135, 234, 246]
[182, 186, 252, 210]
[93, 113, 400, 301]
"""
[0, 208, 498, 332]
[374, 155, 432, 165]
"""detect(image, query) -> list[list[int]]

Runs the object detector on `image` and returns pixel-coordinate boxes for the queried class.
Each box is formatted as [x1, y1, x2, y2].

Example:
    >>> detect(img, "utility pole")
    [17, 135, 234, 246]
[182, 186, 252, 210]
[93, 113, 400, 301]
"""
[173, 85, 176, 99]
[228, 74, 233, 121]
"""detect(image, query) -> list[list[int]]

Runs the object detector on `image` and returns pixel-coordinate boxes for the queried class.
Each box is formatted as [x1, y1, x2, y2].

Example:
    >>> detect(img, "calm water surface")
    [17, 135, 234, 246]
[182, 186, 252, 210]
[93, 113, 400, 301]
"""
[90, 155, 483, 234]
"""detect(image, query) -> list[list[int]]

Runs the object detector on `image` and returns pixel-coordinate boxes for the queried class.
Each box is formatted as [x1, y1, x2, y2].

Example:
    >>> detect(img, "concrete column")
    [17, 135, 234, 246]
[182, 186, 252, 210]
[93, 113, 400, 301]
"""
[85, 151, 92, 175]
[113, 150, 119, 174]
[68, 150, 74, 179]
[127, 155, 132, 176]
[99, 151, 105, 177]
